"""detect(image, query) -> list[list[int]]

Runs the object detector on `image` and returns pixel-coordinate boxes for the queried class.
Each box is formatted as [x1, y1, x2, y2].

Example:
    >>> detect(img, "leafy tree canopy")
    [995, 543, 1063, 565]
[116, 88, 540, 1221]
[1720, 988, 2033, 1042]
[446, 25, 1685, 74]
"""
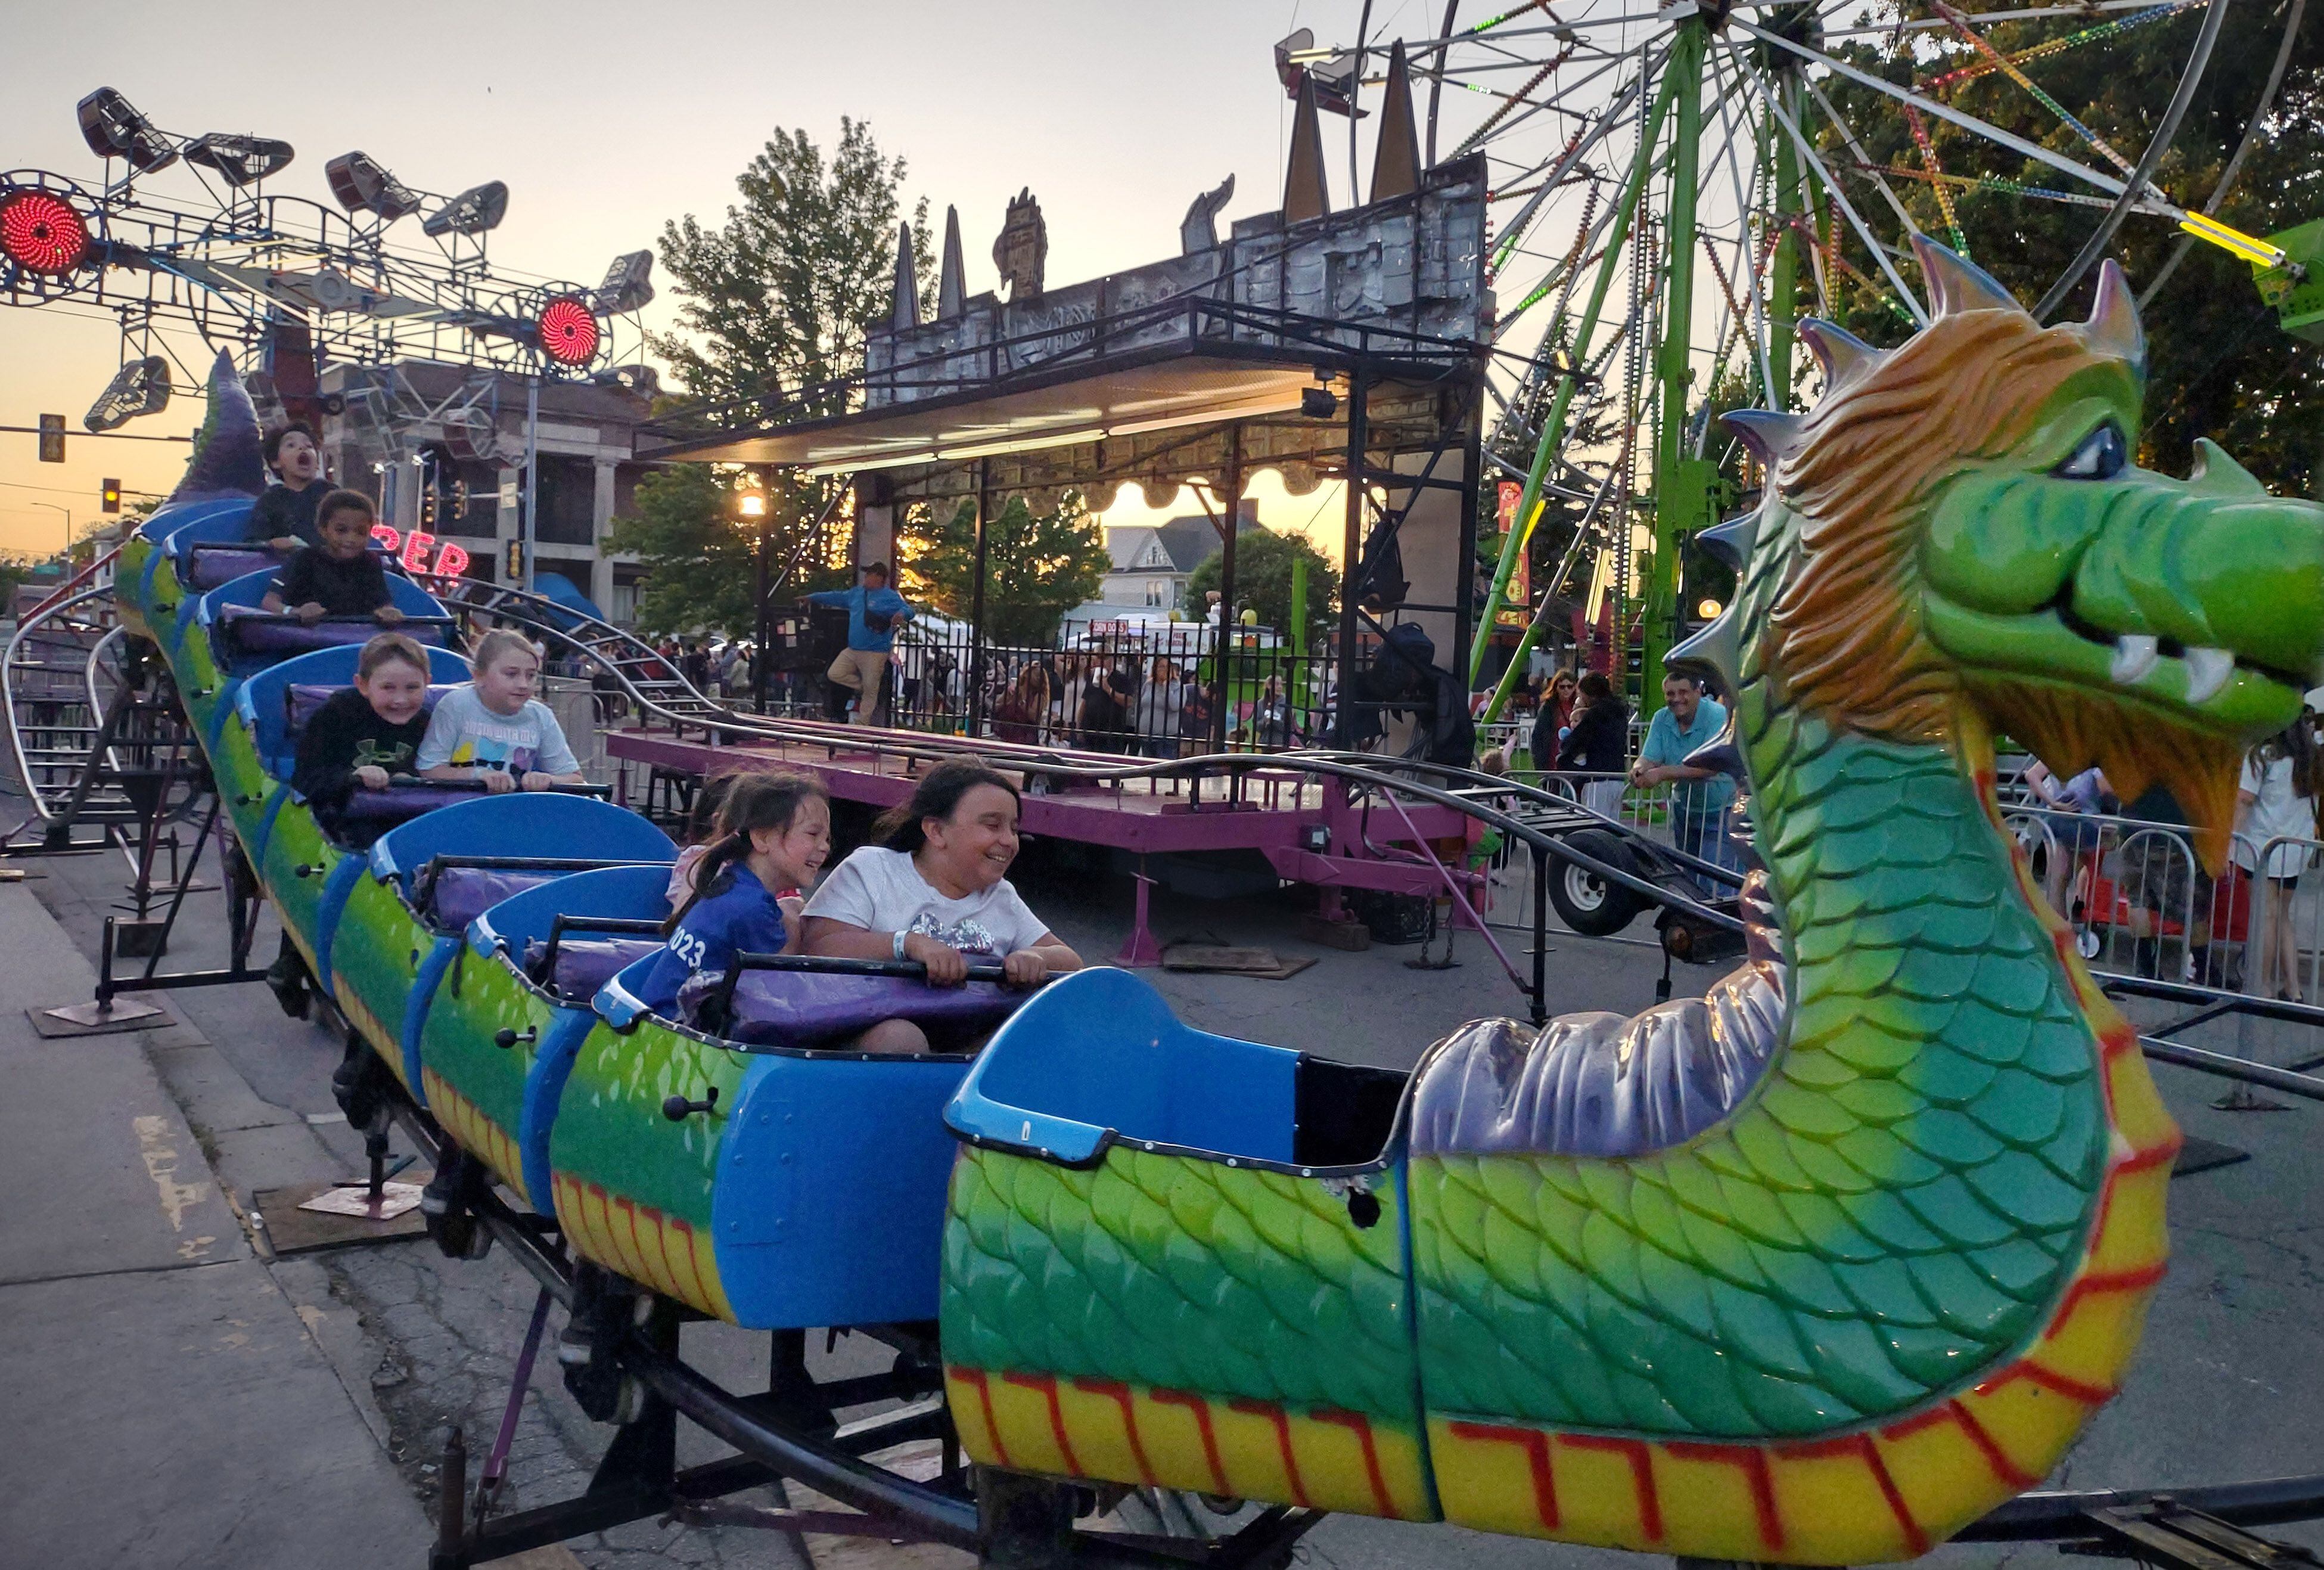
[1185, 528, 1342, 638]
[606, 465, 849, 639]
[906, 493, 1112, 646]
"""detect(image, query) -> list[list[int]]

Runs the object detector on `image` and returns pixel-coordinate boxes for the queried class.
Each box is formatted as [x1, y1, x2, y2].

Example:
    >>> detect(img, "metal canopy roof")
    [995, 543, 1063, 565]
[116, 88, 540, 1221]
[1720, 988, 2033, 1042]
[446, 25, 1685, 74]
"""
[645, 350, 1338, 473]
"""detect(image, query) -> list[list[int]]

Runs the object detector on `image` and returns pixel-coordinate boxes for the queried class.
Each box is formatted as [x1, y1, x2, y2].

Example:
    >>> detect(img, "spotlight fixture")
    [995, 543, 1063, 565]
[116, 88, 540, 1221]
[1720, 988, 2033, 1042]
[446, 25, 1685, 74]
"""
[589, 250, 654, 314]
[324, 151, 422, 221]
[184, 133, 295, 187]
[1695, 598, 1723, 619]
[0, 187, 93, 275]
[83, 356, 170, 432]
[421, 180, 508, 238]
[1299, 386, 1338, 420]
[591, 364, 659, 397]
[76, 88, 177, 173]
[535, 295, 600, 367]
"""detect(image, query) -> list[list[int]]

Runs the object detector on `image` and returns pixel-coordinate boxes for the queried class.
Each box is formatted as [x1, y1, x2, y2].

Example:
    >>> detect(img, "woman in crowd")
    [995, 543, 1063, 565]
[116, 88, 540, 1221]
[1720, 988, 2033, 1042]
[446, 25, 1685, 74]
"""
[1556, 671, 1630, 817]
[2236, 715, 2320, 1003]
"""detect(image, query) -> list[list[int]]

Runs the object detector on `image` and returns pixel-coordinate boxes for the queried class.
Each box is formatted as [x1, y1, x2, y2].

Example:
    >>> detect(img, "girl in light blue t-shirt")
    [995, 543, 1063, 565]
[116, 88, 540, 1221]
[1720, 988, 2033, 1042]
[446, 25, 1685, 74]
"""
[418, 630, 585, 794]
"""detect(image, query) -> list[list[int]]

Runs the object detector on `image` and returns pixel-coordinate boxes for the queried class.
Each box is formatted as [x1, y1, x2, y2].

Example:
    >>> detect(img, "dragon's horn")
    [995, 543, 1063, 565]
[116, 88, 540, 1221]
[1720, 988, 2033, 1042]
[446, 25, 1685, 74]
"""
[2189, 437, 2267, 498]
[1694, 513, 1757, 570]
[1798, 318, 1883, 389]
[1723, 409, 1804, 464]
[2083, 258, 2145, 368]
[1911, 233, 2022, 317]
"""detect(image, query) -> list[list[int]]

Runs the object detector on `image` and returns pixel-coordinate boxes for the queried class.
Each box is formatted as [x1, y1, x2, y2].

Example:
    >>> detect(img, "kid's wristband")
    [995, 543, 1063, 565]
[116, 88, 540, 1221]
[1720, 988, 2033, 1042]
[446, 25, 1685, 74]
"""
[892, 930, 908, 961]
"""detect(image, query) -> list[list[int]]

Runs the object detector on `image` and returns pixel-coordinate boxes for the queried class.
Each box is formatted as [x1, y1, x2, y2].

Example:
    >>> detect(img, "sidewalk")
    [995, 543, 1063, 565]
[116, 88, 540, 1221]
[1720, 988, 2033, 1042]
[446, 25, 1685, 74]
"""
[0, 881, 428, 1568]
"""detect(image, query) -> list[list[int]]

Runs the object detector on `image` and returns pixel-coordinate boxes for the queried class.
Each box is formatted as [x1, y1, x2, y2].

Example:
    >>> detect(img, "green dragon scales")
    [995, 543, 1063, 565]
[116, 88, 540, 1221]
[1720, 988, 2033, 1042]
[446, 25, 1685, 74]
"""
[937, 240, 2324, 1563]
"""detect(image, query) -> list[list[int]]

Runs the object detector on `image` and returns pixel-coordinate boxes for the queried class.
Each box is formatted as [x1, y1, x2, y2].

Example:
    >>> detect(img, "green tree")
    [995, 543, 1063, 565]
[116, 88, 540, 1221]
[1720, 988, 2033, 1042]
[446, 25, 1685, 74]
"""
[605, 466, 849, 638]
[1185, 528, 1342, 640]
[1810, 1, 2324, 492]
[907, 493, 1111, 645]
[655, 119, 931, 424]
[637, 117, 933, 634]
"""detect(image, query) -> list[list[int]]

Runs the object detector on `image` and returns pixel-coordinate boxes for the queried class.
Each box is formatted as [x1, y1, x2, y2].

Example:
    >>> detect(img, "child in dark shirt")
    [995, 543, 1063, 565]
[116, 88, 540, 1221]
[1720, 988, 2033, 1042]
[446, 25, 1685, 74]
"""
[267, 632, 437, 1015]
[263, 489, 403, 625]
[632, 771, 831, 1020]
[248, 423, 334, 550]
[291, 632, 436, 831]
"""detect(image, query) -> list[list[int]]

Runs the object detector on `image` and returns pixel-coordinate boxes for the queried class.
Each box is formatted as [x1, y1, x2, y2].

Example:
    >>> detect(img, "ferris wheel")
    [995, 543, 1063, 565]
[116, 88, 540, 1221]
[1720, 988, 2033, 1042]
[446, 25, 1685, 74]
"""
[1285, 0, 2296, 710]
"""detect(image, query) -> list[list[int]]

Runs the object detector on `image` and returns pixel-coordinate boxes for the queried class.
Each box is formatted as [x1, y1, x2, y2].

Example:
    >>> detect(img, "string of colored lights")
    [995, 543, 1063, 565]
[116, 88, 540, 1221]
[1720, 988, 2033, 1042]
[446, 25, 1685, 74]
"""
[1930, 0, 2138, 175]
[1903, 106, 1971, 254]
[1787, 213, 1916, 325]
[1857, 160, 2125, 209]
[1451, 45, 1579, 161]
[1921, 0, 2203, 93]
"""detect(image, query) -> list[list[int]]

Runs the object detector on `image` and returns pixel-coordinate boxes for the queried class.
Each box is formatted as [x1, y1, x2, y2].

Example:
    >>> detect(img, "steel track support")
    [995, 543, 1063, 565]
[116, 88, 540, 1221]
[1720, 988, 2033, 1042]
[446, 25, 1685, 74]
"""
[1642, 13, 1712, 695]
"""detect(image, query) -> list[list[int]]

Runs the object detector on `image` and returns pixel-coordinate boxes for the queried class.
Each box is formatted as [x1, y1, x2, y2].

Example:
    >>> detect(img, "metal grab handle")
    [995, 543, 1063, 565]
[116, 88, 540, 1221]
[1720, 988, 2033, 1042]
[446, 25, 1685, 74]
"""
[661, 1086, 719, 1122]
[492, 1026, 537, 1050]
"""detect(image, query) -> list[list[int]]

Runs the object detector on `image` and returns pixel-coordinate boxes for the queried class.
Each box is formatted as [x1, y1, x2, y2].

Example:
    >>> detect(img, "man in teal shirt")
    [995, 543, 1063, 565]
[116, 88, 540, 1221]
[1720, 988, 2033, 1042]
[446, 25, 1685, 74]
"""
[1632, 671, 1740, 881]
[807, 562, 916, 725]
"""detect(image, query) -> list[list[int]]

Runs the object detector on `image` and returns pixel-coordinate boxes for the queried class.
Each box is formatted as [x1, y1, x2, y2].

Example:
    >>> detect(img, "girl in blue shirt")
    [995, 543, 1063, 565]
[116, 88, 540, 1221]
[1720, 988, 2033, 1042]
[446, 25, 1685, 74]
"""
[634, 771, 831, 1016]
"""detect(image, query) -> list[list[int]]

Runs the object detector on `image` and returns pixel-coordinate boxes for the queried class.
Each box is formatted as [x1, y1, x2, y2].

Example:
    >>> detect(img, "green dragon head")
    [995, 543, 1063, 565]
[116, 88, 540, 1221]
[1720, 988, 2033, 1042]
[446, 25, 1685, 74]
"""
[1711, 238, 2324, 867]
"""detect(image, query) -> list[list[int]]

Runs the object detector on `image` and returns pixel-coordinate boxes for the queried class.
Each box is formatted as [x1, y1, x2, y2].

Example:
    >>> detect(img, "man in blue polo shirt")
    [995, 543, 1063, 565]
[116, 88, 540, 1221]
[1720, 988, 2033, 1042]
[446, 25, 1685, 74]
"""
[1632, 669, 1739, 884]
[807, 562, 916, 725]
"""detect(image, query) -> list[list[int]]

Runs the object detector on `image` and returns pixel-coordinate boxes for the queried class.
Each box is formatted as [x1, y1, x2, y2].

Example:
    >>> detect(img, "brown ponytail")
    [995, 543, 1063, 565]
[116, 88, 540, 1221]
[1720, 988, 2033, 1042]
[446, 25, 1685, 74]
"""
[663, 769, 828, 933]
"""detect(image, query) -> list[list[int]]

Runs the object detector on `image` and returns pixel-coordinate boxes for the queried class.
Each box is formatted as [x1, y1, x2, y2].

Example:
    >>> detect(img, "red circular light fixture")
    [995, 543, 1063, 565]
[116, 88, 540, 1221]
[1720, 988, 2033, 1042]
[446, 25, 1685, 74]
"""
[0, 188, 92, 275]
[536, 296, 599, 367]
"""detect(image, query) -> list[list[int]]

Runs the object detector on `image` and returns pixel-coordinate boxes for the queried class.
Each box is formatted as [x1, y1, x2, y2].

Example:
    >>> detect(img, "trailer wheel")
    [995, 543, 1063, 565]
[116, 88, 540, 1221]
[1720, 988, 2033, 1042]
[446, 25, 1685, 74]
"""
[1549, 829, 1646, 937]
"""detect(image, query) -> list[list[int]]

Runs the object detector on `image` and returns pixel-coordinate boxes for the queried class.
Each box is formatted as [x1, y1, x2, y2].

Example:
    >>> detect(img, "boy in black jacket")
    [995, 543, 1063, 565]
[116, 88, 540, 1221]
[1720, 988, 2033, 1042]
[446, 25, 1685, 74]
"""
[262, 489, 403, 624]
[267, 633, 437, 1014]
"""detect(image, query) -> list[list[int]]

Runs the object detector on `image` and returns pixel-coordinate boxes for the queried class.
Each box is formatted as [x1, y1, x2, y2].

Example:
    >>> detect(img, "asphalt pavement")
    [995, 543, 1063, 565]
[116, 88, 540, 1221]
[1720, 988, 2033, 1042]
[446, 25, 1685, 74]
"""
[5, 815, 2323, 1570]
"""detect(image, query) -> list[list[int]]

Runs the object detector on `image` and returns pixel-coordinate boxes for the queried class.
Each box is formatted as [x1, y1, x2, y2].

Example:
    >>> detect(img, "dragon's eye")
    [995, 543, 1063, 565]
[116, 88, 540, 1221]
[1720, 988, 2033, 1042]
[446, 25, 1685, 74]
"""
[2054, 422, 2127, 480]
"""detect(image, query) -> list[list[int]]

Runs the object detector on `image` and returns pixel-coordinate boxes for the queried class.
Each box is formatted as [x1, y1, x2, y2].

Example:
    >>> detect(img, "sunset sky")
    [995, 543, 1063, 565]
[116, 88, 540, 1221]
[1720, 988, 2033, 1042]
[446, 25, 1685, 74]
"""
[0, 2, 1387, 560]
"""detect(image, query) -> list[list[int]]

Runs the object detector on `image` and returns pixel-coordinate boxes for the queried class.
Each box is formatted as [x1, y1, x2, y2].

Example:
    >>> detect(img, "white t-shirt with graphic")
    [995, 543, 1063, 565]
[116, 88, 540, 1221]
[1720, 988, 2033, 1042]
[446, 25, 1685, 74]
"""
[802, 846, 1050, 956]
[415, 685, 580, 777]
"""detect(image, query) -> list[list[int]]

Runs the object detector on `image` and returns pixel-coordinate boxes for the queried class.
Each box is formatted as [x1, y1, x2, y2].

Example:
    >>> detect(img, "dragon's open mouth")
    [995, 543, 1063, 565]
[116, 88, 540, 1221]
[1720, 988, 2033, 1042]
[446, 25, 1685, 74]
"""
[1922, 593, 2314, 739]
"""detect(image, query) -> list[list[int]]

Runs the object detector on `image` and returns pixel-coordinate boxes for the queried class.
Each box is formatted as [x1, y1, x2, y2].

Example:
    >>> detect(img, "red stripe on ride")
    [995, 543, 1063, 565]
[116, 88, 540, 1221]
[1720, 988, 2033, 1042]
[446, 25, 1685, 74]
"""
[1774, 1433, 1927, 1556]
[1312, 1408, 1394, 1517]
[1561, 1434, 1663, 1543]
[1664, 1439, 1784, 1553]
[2043, 1263, 2168, 1341]
[1004, 1371, 1082, 1475]
[1229, 1398, 1310, 1507]
[1975, 1360, 2116, 1405]
[1444, 1420, 1559, 1530]
[952, 1367, 1013, 1469]
[1151, 1388, 1228, 1494]
[1879, 1401, 2035, 1490]
[1070, 1378, 1156, 1485]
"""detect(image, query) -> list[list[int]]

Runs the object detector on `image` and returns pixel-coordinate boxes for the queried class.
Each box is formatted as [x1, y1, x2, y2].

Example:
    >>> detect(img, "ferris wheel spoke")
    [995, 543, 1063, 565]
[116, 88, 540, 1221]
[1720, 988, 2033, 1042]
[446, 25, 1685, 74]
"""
[1791, 66, 1931, 250]
[1733, 54, 1930, 325]
[1727, 15, 2151, 208]
[1705, 54, 1780, 408]
[1486, 54, 1660, 278]
[1791, 0, 2177, 45]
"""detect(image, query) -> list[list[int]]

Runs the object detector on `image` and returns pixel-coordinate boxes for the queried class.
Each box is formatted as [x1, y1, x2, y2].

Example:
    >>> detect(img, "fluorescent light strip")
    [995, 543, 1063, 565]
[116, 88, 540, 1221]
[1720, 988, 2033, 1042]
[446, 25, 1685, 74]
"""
[800, 388, 1319, 477]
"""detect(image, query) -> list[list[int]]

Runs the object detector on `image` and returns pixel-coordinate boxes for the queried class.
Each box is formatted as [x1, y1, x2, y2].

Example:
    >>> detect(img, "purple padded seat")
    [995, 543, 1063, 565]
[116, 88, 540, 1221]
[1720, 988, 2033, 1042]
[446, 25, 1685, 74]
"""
[420, 866, 564, 933]
[221, 605, 445, 653]
[340, 784, 484, 826]
[692, 970, 1026, 1049]
[525, 936, 663, 998]
[186, 545, 279, 589]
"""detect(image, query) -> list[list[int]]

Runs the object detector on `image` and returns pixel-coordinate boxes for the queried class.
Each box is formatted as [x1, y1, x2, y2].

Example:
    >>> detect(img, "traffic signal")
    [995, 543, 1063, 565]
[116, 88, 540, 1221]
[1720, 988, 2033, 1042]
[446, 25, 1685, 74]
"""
[505, 539, 524, 579]
[37, 414, 64, 463]
[100, 477, 121, 514]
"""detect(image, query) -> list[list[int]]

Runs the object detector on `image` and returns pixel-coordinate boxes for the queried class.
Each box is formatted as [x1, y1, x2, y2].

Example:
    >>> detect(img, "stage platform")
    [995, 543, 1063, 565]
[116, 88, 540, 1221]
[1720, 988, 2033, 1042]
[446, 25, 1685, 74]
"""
[604, 728, 1483, 907]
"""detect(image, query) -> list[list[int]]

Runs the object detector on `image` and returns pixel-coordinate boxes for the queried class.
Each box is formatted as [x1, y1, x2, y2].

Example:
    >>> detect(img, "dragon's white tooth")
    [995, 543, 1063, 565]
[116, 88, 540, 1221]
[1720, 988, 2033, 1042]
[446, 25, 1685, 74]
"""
[2109, 634, 2160, 684]
[2183, 646, 2234, 704]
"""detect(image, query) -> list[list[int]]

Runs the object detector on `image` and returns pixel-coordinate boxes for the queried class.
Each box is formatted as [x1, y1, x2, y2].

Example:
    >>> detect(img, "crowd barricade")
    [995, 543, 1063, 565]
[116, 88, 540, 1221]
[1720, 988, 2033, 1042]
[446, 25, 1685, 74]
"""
[2005, 805, 2321, 1005]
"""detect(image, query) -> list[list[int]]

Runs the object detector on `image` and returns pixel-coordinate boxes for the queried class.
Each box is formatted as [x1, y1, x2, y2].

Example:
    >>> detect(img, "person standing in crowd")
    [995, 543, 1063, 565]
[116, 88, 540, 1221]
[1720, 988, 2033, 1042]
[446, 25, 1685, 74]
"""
[1556, 671, 1630, 817]
[247, 423, 334, 550]
[1631, 670, 1739, 874]
[1136, 656, 1186, 758]
[1528, 669, 1579, 774]
[807, 562, 916, 726]
[2235, 715, 2320, 1002]
[992, 663, 1051, 745]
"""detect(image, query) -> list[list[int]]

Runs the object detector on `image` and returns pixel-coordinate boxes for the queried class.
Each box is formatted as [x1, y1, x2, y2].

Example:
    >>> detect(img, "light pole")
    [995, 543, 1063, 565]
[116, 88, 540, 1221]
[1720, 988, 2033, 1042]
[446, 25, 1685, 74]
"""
[29, 503, 70, 564]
